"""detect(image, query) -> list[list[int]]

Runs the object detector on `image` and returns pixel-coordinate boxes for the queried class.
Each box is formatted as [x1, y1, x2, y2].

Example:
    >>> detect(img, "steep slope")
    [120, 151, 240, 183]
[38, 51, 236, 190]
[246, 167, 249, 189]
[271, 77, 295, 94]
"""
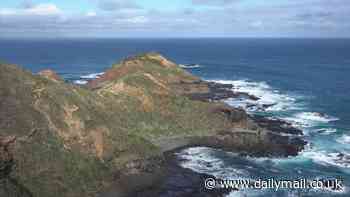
[0, 53, 305, 197]
[88, 53, 240, 141]
[0, 63, 162, 197]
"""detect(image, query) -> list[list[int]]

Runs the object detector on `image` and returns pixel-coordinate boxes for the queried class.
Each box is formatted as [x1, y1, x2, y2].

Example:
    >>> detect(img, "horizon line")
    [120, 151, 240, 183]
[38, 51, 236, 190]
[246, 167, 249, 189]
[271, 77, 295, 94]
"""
[1, 36, 350, 40]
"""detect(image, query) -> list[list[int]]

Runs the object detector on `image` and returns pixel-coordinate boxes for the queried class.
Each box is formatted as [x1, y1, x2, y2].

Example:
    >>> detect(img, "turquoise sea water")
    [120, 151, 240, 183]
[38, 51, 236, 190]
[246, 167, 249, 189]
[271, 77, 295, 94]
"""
[1, 38, 349, 196]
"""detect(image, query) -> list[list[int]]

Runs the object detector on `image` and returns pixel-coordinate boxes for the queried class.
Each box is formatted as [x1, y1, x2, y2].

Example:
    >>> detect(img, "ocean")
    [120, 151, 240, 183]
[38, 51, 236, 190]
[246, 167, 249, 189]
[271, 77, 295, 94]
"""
[1, 38, 349, 196]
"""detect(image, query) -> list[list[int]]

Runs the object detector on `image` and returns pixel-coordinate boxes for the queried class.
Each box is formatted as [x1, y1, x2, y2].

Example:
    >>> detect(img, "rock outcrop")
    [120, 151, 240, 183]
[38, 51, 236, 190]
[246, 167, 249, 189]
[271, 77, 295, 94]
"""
[38, 69, 63, 82]
[0, 53, 306, 197]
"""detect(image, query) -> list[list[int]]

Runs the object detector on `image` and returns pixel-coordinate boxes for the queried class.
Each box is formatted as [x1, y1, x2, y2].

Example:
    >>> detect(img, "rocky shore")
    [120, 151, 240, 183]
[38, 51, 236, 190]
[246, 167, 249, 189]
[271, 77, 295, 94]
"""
[0, 53, 306, 197]
[119, 80, 307, 197]
[176, 80, 259, 102]
[99, 79, 307, 197]
[130, 150, 231, 197]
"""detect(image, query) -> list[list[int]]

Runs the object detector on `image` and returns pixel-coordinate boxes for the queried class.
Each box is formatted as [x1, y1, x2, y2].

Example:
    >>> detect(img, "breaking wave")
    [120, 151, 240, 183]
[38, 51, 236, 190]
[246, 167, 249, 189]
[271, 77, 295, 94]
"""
[302, 150, 350, 168]
[73, 72, 105, 85]
[73, 80, 88, 85]
[179, 64, 201, 69]
[315, 128, 338, 135]
[176, 147, 248, 179]
[283, 112, 339, 128]
[80, 72, 105, 79]
[337, 135, 350, 144]
[210, 79, 300, 113]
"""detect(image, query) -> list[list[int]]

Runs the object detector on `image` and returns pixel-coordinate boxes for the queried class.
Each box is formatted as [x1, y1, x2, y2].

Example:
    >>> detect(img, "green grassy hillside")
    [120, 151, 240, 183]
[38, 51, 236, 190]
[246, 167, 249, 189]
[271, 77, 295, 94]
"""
[0, 53, 245, 197]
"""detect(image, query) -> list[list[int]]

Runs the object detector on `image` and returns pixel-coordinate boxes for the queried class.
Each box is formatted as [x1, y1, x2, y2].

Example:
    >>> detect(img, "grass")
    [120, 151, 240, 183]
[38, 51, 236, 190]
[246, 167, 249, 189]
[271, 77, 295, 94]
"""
[0, 53, 233, 197]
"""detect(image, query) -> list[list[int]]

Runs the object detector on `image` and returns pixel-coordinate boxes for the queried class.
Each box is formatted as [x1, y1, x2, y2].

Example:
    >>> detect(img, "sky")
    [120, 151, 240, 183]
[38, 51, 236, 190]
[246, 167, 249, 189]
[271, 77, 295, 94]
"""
[0, 0, 349, 38]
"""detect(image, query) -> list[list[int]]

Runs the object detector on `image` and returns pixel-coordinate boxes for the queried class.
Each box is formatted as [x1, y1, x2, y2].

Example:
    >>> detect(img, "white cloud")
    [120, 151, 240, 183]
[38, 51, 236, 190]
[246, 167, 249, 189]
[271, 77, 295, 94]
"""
[1, 0, 350, 38]
[27, 3, 61, 15]
[98, 0, 142, 11]
[86, 11, 97, 17]
[0, 3, 61, 16]
[250, 21, 263, 28]
[123, 16, 149, 24]
[0, 9, 16, 16]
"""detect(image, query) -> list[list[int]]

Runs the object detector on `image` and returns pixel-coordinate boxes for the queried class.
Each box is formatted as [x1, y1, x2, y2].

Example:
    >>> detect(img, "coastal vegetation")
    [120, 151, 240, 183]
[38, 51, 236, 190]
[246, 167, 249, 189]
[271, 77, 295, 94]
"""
[0, 53, 305, 197]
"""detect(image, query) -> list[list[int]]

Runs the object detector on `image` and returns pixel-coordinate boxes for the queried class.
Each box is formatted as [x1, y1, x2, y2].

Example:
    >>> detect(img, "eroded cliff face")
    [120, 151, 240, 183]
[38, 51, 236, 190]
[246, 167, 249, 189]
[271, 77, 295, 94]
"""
[0, 53, 305, 197]
[0, 62, 163, 197]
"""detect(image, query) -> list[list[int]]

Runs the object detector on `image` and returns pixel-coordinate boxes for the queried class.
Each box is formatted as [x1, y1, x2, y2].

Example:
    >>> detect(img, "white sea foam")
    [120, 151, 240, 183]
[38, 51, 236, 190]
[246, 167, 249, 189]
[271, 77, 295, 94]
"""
[210, 79, 299, 112]
[80, 72, 105, 79]
[337, 135, 350, 144]
[283, 112, 339, 128]
[179, 64, 201, 69]
[227, 190, 265, 197]
[302, 150, 350, 168]
[73, 72, 105, 85]
[177, 147, 224, 174]
[177, 147, 247, 179]
[179, 147, 348, 197]
[315, 128, 337, 135]
[295, 112, 339, 122]
[177, 78, 346, 194]
[74, 80, 88, 85]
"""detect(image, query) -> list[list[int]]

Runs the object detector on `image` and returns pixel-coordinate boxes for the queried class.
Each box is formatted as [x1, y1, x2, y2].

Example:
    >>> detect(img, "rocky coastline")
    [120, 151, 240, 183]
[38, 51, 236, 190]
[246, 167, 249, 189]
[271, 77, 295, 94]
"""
[0, 53, 306, 197]
[99, 79, 307, 197]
